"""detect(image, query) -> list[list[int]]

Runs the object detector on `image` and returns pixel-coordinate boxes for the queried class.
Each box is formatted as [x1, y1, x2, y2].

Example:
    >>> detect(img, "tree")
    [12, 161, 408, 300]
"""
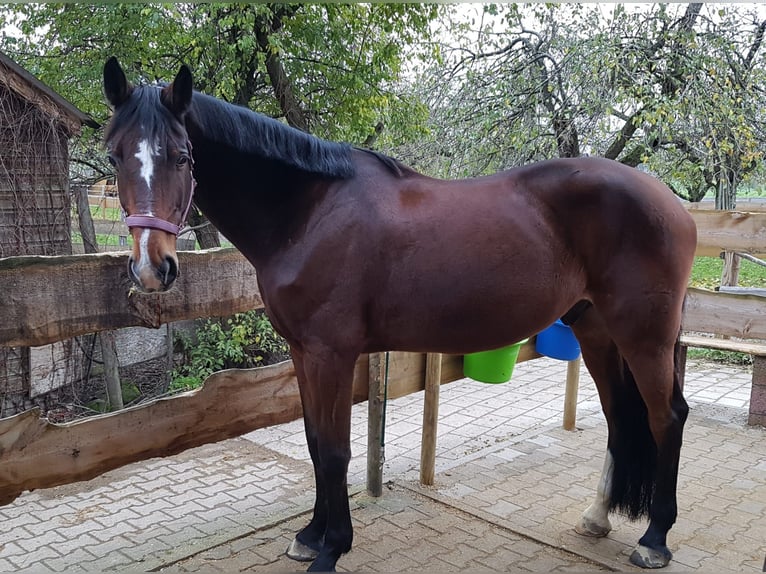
[601, 3, 766, 206]
[0, 3, 438, 139]
[391, 2, 766, 209]
[0, 3, 440, 243]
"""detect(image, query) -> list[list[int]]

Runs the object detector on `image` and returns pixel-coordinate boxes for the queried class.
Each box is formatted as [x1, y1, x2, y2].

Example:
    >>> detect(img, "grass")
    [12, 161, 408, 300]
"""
[689, 255, 766, 290]
[687, 255, 766, 365]
[88, 204, 123, 221]
[71, 231, 132, 248]
[687, 348, 753, 366]
[72, 203, 128, 248]
[700, 184, 766, 200]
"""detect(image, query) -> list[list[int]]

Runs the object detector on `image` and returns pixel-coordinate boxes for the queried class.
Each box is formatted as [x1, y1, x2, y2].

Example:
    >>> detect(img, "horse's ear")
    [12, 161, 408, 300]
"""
[161, 64, 193, 118]
[103, 56, 133, 108]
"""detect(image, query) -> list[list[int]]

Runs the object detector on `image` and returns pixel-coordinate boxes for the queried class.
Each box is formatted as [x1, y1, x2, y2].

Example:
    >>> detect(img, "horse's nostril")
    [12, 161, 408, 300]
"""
[158, 256, 178, 286]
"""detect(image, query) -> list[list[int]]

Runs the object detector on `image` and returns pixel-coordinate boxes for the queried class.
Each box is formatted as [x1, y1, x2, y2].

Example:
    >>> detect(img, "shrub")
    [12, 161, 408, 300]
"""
[171, 310, 290, 391]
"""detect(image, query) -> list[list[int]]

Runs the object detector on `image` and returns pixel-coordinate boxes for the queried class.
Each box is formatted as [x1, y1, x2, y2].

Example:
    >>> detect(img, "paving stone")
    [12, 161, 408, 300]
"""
[0, 358, 762, 572]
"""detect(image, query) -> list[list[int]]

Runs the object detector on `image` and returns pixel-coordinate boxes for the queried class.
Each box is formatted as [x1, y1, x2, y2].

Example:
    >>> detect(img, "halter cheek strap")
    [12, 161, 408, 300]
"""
[124, 141, 196, 236]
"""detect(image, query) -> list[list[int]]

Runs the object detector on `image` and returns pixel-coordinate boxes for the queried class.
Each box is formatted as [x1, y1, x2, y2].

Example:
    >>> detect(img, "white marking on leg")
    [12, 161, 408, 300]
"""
[576, 450, 613, 537]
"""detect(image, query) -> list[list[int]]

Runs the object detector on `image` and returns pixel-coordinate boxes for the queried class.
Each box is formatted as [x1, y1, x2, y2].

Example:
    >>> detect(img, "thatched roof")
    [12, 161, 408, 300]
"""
[0, 51, 99, 136]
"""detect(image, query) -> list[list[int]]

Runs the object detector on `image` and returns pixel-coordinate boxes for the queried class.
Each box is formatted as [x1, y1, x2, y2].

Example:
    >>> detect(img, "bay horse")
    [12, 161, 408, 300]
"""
[102, 57, 697, 571]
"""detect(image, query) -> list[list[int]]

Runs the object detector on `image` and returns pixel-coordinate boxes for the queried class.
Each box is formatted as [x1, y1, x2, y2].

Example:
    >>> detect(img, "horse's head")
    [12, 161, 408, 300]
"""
[103, 57, 195, 293]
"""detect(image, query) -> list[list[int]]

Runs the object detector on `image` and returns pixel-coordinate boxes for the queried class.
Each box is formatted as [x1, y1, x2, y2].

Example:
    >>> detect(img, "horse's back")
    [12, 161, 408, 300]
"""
[515, 157, 690, 221]
[375, 155, 697, 275]
[513, 157, 697, 268]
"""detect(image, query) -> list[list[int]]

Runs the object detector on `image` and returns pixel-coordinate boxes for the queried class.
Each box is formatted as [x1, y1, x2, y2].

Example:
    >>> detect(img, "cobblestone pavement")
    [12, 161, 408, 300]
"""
[0, 357, 763, 572]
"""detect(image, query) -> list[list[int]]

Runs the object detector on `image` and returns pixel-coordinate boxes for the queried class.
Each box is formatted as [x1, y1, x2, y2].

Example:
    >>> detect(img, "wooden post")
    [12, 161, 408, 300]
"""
[164, 323, 174, 394]
[74, 183, 123, 410]
[720, 251, 741, 342]
[748, 355, 766, 427]
[366, 352, 386, 497]
[562, 357, 581, 431]
[720, 251, 741, 288]
[420, 352, 442, 485]
[99, 330, 124, 410]
[677, 343, 688, 392]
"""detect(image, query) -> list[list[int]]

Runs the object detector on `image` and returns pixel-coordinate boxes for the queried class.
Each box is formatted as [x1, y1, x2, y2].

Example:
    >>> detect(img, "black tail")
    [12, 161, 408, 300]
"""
[607, 355, 656, 519]
[607, 335, 688, 520]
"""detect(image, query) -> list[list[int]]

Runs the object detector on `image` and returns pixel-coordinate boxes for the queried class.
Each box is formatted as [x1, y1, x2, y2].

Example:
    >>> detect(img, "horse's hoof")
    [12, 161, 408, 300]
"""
[574, 515, 612, 537]
[307, 560, 336, 572]
[286, 537, 320, 562]
[629, 544, 672, 569]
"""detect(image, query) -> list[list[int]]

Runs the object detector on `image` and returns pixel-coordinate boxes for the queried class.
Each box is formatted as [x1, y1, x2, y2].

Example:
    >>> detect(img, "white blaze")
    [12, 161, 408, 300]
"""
[136, 227, 153, 277]
[134, 139, 158, 277]
[135, 138, 158, 189]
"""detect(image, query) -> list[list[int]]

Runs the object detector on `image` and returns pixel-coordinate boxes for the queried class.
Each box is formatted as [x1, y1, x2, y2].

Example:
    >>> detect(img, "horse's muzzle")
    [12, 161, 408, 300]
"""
[128, 255, 178, 293]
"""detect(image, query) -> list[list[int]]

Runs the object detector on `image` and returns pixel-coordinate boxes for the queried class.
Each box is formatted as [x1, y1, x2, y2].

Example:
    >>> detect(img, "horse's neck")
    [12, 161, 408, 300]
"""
[184, 101, 342, 267]
[189, 140, 314, 265]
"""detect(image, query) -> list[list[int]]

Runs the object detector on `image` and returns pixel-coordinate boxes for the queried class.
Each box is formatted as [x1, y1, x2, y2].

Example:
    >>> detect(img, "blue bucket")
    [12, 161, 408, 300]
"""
[535, 319, 580, 361]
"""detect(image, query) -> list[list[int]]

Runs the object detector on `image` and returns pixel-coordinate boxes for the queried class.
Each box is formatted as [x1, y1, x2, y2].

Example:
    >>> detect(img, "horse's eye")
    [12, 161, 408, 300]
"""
[176, 155, 189, 167]
[107, 155, 118, 168]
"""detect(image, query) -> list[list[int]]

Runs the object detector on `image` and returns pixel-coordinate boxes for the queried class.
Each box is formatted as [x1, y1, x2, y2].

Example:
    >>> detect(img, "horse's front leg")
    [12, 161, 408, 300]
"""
[286, 345, 357, 572]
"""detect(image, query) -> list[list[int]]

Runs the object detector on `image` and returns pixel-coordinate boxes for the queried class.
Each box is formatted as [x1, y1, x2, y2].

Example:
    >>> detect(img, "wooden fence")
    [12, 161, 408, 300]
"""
[0, 247, 500, 504]
[691, 208, 766, 257]
[1, 207, 765, 506]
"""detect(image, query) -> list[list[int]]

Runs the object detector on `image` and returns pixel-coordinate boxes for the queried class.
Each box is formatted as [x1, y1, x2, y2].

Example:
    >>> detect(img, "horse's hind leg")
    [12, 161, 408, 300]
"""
[570, 304, 688, 569]
[622, 339, 688, 569]
[569, 308, 624, 538]
[287, 345, 356, 572]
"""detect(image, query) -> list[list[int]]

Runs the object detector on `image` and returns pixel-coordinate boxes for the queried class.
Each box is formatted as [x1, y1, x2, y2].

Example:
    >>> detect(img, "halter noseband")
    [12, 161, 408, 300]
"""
[124, 141, 196, 236]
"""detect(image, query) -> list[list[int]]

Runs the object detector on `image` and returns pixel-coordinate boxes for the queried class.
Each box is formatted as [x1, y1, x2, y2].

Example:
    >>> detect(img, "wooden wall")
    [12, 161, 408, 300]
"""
[0, 83, 73, 410]
[0, 88, 71, 258]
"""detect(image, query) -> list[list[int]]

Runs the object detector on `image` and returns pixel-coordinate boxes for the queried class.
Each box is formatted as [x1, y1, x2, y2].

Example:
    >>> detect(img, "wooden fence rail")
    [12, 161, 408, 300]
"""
[0, 207, 764, 505]
[683, 287, 766, 339]
[0, 248, 262, 347]
[691, 207, 766, 257]
[3, 208, 764, 349]
[0, 361, 299, 505]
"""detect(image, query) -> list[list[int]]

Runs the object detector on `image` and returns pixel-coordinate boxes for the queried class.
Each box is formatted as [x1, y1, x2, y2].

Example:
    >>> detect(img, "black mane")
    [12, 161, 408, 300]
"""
[105, 85, 186, 147]
[105, 84, 411, 180]
[188, 91, 356, 179]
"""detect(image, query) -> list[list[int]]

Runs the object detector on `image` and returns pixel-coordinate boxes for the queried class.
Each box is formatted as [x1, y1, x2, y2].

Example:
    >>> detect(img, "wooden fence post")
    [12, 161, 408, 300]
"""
[420, 352, 442, 486]
[562, 357, 581, 431]
[366, 352, 386, 497]
[74, 183, 123, 410]
[748, 356, 766, 427]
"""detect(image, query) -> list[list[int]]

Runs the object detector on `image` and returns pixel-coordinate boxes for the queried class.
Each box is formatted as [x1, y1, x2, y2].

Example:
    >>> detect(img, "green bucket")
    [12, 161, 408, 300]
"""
[463, 338, 529, 384]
